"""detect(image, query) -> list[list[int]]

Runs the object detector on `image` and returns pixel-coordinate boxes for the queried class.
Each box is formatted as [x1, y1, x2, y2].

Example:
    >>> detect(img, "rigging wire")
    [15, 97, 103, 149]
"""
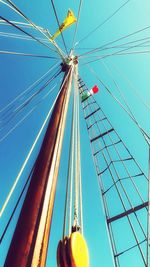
[0, 19, 46, 31]
[0, 50, 58, 59]
[76, 67, 83, 233]
[0, 85, 63, 218]
[81, 49, 150, 62]
[75, 0, 132, 47]
[100, 60, 148, 122]
[81, 38, 150, 66]
[0, 166, 34, 243]
[1, 70, 61, 117]
[79, 146, 83, 234]
[1, 0, 66, 58]
[0, 15, 55, 52]
[44, 28, 67, 60]
[76, 43, 150, 51]
[113, 49, 150, 56]
[78, 24, 150, 58]
[86, 64, 150, 145]
[0, 69, 71, 217]
[69, 99, 75, 234]
[79, 36, 150, 59]
[99, 36, 150, 51]
[109, 62, 150, 112]
[73, 68, 79, 228]
[0, 70, 61, 129]
[0, 0, 59, 53]
[0, 62, 60, 113]
[0, 19, 66, 49]
[63, 67, 83, 237]
[50, 0, 68, 55]
[63, 100, 74, 238]
[0, 31, 50, 42]
[0, 84, 58, 142]
[71, 0, 83, 52]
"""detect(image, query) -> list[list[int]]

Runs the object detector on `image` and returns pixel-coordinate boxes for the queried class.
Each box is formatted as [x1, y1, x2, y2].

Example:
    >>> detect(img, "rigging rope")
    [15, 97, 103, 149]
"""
[0, 68, 71, 217]
[0, 69, 61, 129]
[81, 38, 150, 64]
[69, 98, 75, 234]
[62, 66, 83, 237]
[73, 68, 79, 228]
[0, 62, 60, 113]
[1, 0, 65, 58]
[79, 36, 150, 59]
[0, 15, 55, 52]
[0, 88, 61, 217]
[0, 31, 53, 44]
[71, 0, 83, 52]
[0, 19, 46, 31]
[100, 60, 143, 121]
[75, 0, 132, 47]
[109, 62, 150, 113]
[80, 49, 150, 61]
[50, 0, 68, 55]
[63, 100, 74, 238]
[86, 64, 150, 145]
[0, 84, 57, 138]
[78, 24, 150, 58]
[1, 0, 58, 53]
[77, 75, 83, 234]
[0, 50, 58, 59]
[0, 166, 34, 243]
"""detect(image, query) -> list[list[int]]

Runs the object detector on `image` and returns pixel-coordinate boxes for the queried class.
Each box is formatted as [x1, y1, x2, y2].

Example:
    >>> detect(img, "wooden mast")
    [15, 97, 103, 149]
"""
[4, 65, 73, 267]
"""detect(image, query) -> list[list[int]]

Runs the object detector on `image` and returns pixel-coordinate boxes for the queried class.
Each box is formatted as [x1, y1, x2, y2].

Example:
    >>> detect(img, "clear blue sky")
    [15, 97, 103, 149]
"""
[0, 0, 150, 266]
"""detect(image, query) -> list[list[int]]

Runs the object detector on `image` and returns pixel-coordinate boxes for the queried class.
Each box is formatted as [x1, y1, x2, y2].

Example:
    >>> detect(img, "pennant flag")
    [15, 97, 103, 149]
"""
[81, 85, 99, 102]
[51, 9, 77, 40]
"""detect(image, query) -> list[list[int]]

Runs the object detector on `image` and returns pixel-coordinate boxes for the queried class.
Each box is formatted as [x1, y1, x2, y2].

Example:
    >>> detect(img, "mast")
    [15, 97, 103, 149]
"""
[4, 64, 73, 267]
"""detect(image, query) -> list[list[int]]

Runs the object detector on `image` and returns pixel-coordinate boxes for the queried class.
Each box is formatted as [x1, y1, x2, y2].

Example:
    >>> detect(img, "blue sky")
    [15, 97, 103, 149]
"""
[0, 0, 150, 266]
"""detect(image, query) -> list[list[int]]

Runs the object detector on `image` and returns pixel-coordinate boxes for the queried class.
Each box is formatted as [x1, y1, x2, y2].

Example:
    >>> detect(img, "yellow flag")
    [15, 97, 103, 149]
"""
[51, 9, 77, 40]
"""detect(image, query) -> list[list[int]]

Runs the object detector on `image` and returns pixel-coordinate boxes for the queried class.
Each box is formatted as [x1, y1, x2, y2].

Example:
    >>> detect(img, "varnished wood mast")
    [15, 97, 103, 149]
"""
[4, 66, 73, 267]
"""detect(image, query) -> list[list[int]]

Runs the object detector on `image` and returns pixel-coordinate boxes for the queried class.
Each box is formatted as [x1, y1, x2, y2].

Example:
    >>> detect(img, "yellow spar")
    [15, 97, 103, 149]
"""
[51, 9, 77, 40]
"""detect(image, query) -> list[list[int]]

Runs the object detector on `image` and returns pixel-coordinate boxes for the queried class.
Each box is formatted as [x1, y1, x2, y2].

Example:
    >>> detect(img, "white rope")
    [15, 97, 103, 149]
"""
[73, 66, 83, 231]
[109, 61, 150, 112]
[0, 0, 61, 55]
[62, 66, 84, 235]
[86, 64, 150, 145]
[0, 50, 58, 59]
[0, 31, 49, 43]
[0, 84, 58, 135]
[69, 84, 76, 234]
[75, 0, 131, 47]
[63, 104, 74, 238]
[0, 89, 61, 217]
[74, 69, 79, 227]
[0, 19, 46, 31]
[71, 0, 83, 51]
[0, 62, 60, 113]
[76, 71, 83, 233]
[101, 60, 138, 120]
[0, 0, 51, 43]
